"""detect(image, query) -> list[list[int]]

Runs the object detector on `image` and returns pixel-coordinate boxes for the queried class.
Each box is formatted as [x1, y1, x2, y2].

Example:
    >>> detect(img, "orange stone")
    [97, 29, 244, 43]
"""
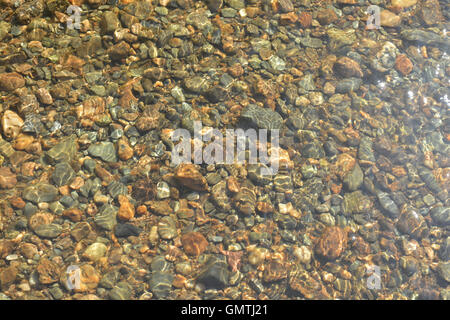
[181, 232, 208, 256]
[172, 274, 187, 289]
[315, 226, 348, 260]
[9, 197, 25, 209]
[298, 12, 312, 28]
[136, 205, 148, 216]
[395, 54, 413, 76]
[70, 176, 85, 190]
[118, 195, 135, 221]
[0, 167, 17, 189]
[117, 137, 133, 161]
[175, 164, 209, 192]
[63, 208, 84, 222]
[0, 72, 25, 91]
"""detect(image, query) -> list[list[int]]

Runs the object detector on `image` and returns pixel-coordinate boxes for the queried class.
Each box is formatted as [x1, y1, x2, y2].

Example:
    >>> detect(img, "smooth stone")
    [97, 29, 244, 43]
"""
[114, 223, 142, 238]
[45, 135, 77, 164]
[52, 162, 76, 187]
[88, 142, 117, 162]
[83, 243, 107, 261]
[34, 224, 62, 239]
[149, 271, 174, 299]
[109, 282, 133, 300]
[430, 207, 450, 227]
[23, 184, 58, 204]
[343, 163, 363, 191]
[94, 204, 118, 231]
[197, 256, 230, 289]
[240, 104, 283, 130]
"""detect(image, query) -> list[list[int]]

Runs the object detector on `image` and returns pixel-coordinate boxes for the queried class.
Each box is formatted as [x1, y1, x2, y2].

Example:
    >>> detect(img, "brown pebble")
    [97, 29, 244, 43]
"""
[136, 205, 148, 216]
[181, 232, 208, 256]
[175, 164, 209, 192]
[117, 137, 133, 161]
[118, 194, 135, 221]
[10, 196, 25, 209]
[63, 208, 84, 222]
[70, 176, 85, 190]
[334, 57, 363, 78]
[315, 226, 348, 260]
[0, 167, 17, 189]
[0, 266, 18, 289]
[395, 54, 413, 76]
[0, 72, 25, 91]
[298, 12, 312, 28]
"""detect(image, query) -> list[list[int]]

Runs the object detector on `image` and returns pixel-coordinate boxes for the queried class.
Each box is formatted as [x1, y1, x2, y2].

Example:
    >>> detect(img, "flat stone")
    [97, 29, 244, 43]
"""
[23, 183, 58, 203]
[45, 135, 78, 164]
[240, 104, 283, 130]
[88, 142, 117, 162]
[94, 204, 118, 231]
[197, 256, 230, 289]
[34, 224, 62, 239]
[51, 162, 76, 187]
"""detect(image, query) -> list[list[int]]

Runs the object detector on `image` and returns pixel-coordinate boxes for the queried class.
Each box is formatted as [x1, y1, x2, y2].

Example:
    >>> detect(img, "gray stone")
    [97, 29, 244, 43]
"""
[240, 104, 283, 130]
[343, 163, 364, 191]
[158, 216, 177, 240]
[34, 224, 62, 239]
[52, 162, 76, 187]
[197, 256, 230, 289]
[438, 262, 450, 282]
[88, 142, 117, 162]
[23, 184, 58, 204]
[94, 204, 118, 231]
[149, 271, 173, 299]
[430, 207, 450, 227]
[45, 134, 77, 164]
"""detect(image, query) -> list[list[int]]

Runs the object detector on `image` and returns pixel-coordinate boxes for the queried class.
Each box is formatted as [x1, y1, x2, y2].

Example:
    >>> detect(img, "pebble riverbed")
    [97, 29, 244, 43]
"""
[0, 0, 448, 300]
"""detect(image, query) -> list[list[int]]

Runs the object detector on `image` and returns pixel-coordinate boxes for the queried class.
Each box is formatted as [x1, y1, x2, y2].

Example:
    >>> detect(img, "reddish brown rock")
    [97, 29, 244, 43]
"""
[36, 88, 54, 105]
[10, 196, 26, 209]
[315, 226, 348, 260]
[181, 232, 208, 256]
[317, 8, 338, 25]
[118, 194, 135, 221]
[117, 137, 133, 161]
[36, 258, 60, 284]
[108, 41, 131, 61]
[19, 243, 38, 259]
[76, 97, 106, 123]
[0, 265, 18, 289]
[298, 12, 312, 28]
[280, 12, 298, 25]
[0, 72, 25, 91]
[395, 54, 413, 76]
[135, 109, 160, 132]
[63, 208, 84, 222]
[0, 167, 17, 189]
[334, 57, 363, 78]
[175, 164, 209, 192]
[0, 240, 14, 259]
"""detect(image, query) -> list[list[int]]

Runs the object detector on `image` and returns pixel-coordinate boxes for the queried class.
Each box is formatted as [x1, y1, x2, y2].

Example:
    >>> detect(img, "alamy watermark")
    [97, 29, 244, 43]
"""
[170, 121, 280, 175]
[66, 265, 81, 290]
[366, 265, 381, 290]
[366, 5, 381, 30]
[67, 5, 82, 30]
